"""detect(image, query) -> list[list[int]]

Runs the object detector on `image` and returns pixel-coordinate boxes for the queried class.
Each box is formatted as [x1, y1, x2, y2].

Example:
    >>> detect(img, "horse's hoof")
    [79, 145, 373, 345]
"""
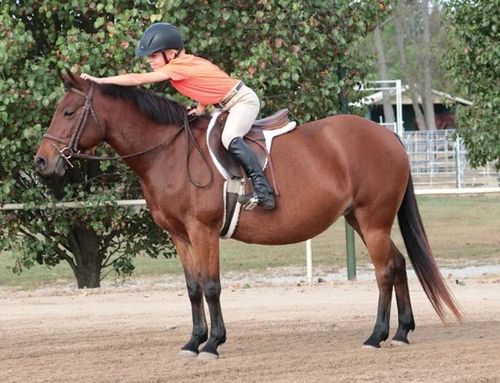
[178, 349, 198, 358]
[391, 339, 409, 347]
[198, 351, 218, 360]
[362, 344, 380, 350]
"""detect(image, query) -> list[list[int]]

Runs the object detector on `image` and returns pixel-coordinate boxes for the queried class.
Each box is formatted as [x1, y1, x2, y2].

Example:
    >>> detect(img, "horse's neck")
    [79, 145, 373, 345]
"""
[100, 98, 216, 201]
[103, 109, 183, 175]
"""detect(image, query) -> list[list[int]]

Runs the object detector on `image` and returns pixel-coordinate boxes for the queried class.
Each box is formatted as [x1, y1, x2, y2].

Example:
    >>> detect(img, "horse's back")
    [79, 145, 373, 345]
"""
[297, 114, 409, 186]
[234, 114, 409, 244]
[301, 114, 406, 160]
[304, 114, 410, 211]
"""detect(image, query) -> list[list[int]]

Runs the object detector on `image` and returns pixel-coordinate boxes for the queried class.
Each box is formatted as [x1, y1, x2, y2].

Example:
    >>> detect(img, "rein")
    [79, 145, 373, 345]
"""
[184, 115, 213, 188]
[44, 84, 213, 188]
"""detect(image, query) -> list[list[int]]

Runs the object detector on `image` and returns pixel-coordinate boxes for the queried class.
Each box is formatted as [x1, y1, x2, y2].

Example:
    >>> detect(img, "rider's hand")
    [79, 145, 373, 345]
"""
[80, 73, 100, 83]
[187, 104, 206, 116]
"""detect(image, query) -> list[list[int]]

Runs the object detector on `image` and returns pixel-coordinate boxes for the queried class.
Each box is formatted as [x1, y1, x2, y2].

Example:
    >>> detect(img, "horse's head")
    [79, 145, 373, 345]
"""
[34, 70, 105, 176]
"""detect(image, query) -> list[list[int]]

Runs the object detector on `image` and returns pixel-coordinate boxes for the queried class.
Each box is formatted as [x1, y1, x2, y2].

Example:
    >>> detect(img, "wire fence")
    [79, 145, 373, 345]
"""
[402, 129, 499, 189]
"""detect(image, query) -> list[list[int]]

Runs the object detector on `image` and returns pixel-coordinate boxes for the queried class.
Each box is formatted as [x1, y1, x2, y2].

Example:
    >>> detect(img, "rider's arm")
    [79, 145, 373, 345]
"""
[80, 71, 170, 86]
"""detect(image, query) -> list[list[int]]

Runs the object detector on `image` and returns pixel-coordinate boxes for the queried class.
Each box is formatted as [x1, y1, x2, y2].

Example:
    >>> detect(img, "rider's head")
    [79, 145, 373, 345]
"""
[135, 23, 184, 66]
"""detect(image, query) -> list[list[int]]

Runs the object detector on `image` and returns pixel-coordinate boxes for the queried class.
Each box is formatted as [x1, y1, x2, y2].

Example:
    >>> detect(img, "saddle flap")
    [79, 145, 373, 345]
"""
[207, 113, 243, 178]
[207, 109, 296, 180]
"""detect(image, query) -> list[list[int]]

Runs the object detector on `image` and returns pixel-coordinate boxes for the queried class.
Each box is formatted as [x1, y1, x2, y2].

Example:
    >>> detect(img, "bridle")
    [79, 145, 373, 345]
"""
[43, 84, 101, 168]
[43, 83, 212, 188]
[44, 84, 183, 167]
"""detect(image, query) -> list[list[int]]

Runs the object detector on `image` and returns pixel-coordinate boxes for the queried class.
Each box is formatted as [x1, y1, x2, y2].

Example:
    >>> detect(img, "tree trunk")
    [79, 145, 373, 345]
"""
[68, 226, 102, 288]
[374, 25, 395, 124]
[421, 0, 437, 130]
[395, 2, 427, 130]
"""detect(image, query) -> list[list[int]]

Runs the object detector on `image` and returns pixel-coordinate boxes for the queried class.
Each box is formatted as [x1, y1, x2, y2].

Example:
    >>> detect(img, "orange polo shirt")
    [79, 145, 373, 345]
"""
[159, 54, 238, 105]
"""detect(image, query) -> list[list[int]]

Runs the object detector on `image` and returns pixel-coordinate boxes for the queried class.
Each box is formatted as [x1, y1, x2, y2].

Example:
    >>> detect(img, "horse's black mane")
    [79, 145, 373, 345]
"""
[98, 84, 187, 126]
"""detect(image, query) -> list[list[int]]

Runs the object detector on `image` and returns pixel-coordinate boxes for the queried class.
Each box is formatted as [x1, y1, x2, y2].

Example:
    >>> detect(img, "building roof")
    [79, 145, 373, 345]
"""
[356, 86, 473, 106]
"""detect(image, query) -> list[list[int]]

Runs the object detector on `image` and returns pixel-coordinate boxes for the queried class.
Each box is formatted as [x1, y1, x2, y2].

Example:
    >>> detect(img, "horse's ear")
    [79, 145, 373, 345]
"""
[59, 68, 76, 91]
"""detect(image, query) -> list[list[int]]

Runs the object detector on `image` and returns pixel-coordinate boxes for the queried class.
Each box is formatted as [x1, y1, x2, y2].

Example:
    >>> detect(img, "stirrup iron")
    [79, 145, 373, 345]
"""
[240, 195, 258, 211]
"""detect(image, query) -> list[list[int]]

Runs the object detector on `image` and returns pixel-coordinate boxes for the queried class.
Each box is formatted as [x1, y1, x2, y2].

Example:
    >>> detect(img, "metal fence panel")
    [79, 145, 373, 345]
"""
[402, 129, 499, 188]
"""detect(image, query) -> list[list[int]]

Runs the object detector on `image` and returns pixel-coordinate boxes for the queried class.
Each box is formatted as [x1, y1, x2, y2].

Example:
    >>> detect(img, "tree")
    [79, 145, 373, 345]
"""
[421, 0, 437, 130]
[393, 0, 440, 130]
[374, 24, 395, 123]
[442, 0, 500, 170]
[392, 4, 427, 130]
[148, 0, 393, 122]
[0, 0, 392, 287]
[369, 1, 453, 130]
[0, 1, 175, 288]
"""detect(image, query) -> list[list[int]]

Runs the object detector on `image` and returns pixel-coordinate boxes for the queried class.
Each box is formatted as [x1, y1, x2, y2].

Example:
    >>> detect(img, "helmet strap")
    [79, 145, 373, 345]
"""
[161, 51, 169, 65]
[161, 50, 180, 65]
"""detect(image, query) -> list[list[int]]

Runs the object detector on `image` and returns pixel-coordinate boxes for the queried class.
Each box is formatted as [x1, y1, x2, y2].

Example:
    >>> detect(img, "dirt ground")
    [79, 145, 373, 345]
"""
[1, 272, 499, 383]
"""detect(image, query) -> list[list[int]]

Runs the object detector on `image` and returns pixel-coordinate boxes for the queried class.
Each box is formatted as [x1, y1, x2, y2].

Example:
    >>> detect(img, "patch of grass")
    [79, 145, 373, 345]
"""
[1, 195, 499, 288]
[414, 195, 500, 265]
[0, 252, 184, 290]
[0, 253, 74, 289]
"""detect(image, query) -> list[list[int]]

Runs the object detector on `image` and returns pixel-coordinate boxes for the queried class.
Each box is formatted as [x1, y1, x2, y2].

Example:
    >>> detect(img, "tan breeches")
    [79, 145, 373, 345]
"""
[219, 85, 260, 149]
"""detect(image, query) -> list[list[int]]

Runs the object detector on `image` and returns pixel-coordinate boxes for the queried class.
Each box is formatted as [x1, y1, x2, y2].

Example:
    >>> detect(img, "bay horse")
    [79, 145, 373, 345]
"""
[34, 71, 462, 359]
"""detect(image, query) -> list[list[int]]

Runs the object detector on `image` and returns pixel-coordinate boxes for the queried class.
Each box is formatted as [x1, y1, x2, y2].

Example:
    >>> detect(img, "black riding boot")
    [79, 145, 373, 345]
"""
[227, 137, 276, 210]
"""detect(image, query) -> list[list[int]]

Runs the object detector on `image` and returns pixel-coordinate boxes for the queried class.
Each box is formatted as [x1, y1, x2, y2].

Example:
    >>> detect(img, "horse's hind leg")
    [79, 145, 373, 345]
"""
[391, 242, 415, 345]
[345, 211, 395, 348]
[346, 212, 416, 347]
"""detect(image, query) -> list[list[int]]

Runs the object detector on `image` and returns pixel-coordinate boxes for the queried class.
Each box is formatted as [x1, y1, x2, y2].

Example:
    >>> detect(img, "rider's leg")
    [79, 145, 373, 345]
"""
[221, 86, 275, 210]
[227, 137, 275, 210]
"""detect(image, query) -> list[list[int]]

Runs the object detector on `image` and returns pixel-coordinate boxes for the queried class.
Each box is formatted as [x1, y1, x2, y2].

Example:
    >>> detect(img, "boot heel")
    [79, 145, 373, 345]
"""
[260, 199, 275, 210]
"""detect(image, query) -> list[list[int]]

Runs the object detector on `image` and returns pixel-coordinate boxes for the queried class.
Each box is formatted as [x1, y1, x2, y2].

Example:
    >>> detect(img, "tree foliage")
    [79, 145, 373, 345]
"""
[148, 0, 392, 121]
[364, 1, 455, 130]
[0, 0, 175, 288]
[0, 0, 392, 287]
[442, 0, 500, 169]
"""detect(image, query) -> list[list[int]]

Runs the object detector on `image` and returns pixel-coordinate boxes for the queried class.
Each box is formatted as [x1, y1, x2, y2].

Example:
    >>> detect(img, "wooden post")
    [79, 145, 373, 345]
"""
[345, 220, 356, 280]
[338, 58, 356, 281]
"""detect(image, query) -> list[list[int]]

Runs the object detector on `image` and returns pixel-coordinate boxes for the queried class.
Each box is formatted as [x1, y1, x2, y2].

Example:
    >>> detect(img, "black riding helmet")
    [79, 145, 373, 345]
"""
[135, 23, 184, 57]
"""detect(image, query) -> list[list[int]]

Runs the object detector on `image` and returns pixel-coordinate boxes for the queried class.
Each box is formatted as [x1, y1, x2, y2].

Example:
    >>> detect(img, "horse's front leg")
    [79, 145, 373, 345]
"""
[188, 226, 226, 359]
[171, 236, 208, 357]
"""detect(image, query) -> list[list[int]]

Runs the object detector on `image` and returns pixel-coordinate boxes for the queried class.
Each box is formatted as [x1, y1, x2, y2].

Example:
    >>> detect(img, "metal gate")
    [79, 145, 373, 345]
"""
[402, 129, 499, 188]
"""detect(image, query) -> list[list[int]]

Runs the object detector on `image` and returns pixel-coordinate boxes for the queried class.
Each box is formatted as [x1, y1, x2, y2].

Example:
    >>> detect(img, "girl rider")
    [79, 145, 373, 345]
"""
[81, 22, 275, 210]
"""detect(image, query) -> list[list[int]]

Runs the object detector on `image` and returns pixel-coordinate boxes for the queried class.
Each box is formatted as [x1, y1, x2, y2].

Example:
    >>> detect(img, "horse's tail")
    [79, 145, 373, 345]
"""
[397, 173, 463, 322]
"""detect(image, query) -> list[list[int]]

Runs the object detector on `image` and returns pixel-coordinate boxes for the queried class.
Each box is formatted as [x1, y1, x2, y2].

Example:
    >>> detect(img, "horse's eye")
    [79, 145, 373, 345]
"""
[64, 110, 75, 118]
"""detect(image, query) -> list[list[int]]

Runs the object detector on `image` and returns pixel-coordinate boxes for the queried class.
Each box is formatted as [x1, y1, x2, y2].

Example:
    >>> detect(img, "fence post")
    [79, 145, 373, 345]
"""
[455, 136, 462, 189]
[395, 80, 404, 136]
[338, 59, 357, 281]
[306, 239, 313, 283]
[345, 220, 356, 280]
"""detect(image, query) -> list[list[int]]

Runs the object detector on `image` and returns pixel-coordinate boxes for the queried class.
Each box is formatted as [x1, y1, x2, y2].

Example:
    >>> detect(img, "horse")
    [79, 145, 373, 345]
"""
[435, 112, 457, 130]
[412, 111, 457, 131]
[34, 71, 462, 359]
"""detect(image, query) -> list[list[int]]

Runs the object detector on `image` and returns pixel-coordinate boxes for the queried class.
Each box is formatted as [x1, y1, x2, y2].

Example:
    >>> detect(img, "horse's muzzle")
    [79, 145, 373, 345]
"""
[34, 155, 47, 172]
[34, 154, 66, 176]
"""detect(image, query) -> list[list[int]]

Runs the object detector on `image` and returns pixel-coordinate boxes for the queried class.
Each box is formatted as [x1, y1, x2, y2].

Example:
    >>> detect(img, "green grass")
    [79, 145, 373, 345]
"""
[1, 195, 499, 288]
[0, 257, 75, 289]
